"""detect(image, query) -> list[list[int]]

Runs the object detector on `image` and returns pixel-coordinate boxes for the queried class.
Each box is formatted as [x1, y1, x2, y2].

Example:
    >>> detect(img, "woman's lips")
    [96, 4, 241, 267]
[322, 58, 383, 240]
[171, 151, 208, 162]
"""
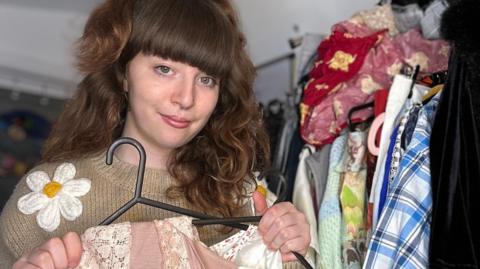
[161, 114, 190, 129]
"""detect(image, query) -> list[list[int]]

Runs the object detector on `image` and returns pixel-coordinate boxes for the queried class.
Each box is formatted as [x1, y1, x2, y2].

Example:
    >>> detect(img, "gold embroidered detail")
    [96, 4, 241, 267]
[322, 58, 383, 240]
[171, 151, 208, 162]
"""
[333, 99, 344, 117]
[299, 103, 309, 126]
[328, 51, 356, 72]
[360, 75, 382, 94]
[315, 84, 329, 91]
[307, 133, 318, 145]
[304, 78, 315, 90]
[329, 121, 338, 134]
[406, 52, 429, 71]
[439, 45, 450, 58]
[375, 34, 384, 45]
[329, 83, 345, 95]
[387, 61, 403, 76]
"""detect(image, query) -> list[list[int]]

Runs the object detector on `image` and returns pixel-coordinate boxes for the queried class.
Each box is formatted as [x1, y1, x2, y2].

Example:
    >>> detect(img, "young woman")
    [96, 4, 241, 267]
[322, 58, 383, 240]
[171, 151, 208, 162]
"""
[0, 0, 311, 268]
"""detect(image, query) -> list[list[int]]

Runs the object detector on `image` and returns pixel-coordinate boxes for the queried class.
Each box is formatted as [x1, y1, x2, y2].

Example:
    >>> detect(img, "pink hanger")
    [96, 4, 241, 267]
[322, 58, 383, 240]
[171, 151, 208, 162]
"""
[367, 112, 385, 156]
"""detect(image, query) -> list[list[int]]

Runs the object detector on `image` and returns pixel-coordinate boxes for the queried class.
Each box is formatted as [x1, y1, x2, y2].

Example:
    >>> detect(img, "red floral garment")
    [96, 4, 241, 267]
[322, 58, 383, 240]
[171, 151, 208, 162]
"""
[300, 21, 449, 146]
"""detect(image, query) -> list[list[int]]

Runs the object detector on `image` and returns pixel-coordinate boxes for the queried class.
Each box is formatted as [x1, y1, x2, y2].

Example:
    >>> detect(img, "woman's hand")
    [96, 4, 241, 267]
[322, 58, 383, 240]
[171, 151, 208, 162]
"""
[253, 191, 311, 262]
[12, 232, 82, 269]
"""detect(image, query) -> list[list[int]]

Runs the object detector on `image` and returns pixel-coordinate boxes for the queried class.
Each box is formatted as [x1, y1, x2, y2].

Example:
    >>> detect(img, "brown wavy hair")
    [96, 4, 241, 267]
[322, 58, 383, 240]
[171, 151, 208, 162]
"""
[42, 0, 270, 217]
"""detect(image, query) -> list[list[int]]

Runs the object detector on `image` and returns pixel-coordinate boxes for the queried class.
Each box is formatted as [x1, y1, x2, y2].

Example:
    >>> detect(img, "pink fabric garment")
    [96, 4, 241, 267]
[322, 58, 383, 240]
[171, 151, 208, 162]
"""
[75, 217, 237, 269]
[75, 217, 282, 269]
[130, 222, 164, 268]
[299, 29, 386, 146]
[300, 21, 449, 146]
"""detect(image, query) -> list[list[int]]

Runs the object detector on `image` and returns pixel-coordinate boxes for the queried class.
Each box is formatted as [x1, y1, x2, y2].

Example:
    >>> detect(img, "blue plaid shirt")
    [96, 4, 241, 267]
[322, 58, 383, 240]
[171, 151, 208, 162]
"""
[363, 93, 440, 269]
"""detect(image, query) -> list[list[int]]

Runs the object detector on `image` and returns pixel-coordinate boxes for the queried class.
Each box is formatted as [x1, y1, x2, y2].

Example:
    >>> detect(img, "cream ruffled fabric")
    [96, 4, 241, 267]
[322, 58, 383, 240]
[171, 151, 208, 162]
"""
[75, 216, 282, 269]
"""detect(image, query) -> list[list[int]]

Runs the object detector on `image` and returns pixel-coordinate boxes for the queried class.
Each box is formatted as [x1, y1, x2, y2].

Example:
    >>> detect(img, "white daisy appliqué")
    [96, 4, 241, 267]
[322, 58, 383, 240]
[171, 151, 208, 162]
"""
[17, 163, 91, 232]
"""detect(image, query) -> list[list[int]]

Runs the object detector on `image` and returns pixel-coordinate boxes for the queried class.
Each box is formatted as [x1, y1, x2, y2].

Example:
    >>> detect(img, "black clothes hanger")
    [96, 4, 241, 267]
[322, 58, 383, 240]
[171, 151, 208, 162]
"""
[408, 64, 421, 98]
[347, 101, 375, 132]
[192, 168, 289, 227]
[99, 137, 250, 230]
[101, 137, 313, 269]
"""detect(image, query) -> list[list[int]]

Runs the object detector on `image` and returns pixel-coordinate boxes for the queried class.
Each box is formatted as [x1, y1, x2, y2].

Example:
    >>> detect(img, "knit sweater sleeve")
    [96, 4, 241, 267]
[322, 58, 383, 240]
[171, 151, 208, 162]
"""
[0, 164, 56, 268]
[0, 178, 49, 266]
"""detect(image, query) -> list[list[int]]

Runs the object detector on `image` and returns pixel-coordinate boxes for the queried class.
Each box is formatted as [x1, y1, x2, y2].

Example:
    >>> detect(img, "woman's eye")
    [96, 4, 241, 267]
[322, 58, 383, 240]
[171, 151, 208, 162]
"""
[199, 76, 217, 88]
[156, 65, 172, 75]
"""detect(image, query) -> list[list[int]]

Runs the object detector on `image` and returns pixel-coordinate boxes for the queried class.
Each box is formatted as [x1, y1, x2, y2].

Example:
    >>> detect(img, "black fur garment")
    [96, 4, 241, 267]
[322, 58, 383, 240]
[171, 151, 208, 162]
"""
[429, 1, 480, 268]
[441, 0, 480, 64]
[441, 0, 480, 123]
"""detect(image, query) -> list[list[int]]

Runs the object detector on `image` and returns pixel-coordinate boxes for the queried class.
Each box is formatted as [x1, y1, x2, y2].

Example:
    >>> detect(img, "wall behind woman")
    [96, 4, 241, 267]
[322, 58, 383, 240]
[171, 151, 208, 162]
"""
[232, 0, 378, 104]
[0, 0, 377, 102]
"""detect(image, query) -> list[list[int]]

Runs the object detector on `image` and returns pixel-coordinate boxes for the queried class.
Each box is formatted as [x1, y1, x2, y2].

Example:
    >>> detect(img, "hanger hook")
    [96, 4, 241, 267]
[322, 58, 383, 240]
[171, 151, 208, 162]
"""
[106, 137, 146, 198]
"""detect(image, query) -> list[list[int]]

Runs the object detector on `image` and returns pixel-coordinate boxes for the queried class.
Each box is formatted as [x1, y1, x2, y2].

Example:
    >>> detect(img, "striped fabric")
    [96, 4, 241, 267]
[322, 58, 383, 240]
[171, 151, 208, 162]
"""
[363, 93, 440, 269]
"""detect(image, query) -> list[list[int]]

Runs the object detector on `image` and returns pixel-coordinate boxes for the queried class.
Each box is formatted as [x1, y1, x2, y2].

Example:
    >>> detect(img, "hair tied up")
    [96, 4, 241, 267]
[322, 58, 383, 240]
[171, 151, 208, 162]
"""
[76, 0, 134, 74]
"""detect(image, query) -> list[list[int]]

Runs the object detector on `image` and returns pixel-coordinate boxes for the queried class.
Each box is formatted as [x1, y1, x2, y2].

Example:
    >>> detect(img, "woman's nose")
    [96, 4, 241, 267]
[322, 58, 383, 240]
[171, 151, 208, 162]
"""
[171, 78, 195, 109]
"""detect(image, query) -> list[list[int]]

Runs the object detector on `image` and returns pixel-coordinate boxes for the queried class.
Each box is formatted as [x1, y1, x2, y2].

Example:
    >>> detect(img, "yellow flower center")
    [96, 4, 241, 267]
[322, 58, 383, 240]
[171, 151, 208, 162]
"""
[43, 181, 62, 198]
[256, 185, 267, 198]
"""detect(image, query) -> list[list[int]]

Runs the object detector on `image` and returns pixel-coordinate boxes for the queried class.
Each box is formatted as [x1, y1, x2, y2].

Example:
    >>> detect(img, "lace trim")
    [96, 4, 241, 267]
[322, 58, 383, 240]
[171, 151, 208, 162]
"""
[154, 217, 195, 269]
[76, 222, 131, 269]
[210, 225, 257, 261]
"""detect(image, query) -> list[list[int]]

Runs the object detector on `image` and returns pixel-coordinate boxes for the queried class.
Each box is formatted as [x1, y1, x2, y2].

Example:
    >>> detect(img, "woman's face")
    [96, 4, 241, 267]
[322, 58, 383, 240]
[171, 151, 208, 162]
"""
[122, 53, 219, 159]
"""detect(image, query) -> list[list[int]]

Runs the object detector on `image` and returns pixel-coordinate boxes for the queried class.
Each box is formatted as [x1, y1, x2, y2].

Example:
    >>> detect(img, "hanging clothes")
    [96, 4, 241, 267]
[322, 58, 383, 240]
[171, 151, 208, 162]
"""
[376, 125, 399, 220]
[339, 131, 368, 269]
[428, 0, 480, 266]
[292, 145, 320, 267]
[305, 144, 331, 209]
[420, 0, 449, 40]
[429, 51, 480, 268]
[364, 93, 440, 269]
[350, 4, 399, 36]
[317, 133, 348, 269]
[369, 75, 415, 229]
[300, 28, 384, 146]
[300, 19, 449, 147]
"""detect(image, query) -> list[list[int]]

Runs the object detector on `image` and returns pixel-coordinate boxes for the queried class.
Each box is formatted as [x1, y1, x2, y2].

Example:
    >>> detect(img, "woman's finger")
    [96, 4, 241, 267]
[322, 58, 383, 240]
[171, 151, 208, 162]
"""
[62, 232, 82, 268]
[26, 249, 55, 269]
[252, 190, 268, 215]
[38, 238, 68, 269]
[269, 226, 303, 250]
[12, 258, 41, 269]
[258, 202, 294, 234]
[278, 234, 309, 255]
[280, 252, 297, 263]
[260, 215, 297, 246]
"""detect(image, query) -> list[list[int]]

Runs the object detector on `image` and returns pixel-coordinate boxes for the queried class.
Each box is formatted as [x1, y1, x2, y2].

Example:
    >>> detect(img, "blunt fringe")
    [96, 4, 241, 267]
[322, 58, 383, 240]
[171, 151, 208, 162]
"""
[42, 0, 270, 218]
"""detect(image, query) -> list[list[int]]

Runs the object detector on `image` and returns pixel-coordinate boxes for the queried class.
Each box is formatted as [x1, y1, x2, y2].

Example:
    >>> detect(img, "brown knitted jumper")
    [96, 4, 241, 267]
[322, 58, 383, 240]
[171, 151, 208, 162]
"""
[0, 152, 304, 268]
